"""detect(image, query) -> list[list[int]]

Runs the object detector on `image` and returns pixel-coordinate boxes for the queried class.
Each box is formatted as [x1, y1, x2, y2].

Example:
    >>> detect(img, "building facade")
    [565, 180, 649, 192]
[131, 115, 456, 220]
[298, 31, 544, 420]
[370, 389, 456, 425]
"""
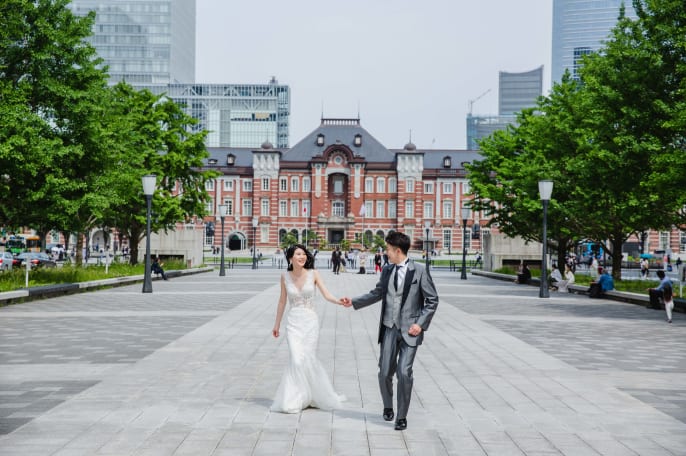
[68, 0, 196, 85]
[552, 0, 637, 83]
[201, 118, 487, 255]
[498, 66, 544, 116]
[152, 79, 290, 149]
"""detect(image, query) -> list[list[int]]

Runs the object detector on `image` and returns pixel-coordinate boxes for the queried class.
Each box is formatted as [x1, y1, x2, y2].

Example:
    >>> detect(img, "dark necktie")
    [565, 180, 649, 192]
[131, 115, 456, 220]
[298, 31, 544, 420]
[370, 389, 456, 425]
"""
[394, 264, 400, 290]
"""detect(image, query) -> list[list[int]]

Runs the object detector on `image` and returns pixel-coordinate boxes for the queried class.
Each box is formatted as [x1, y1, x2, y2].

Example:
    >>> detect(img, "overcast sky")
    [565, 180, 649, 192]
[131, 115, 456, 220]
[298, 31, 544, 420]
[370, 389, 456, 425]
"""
[195, 0, 552, 150]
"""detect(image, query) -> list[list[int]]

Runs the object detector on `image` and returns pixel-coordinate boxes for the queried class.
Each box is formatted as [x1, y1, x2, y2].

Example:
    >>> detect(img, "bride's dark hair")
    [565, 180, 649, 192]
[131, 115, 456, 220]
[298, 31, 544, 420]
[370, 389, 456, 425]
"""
[284, 244, 315, 271]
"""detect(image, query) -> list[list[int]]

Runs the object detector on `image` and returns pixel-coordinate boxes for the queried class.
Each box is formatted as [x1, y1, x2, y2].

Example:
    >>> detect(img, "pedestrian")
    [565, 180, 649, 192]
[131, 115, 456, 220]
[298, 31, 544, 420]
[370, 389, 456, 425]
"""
[358, 249, 368, 274]
[648, 269, 672, 310]
[331, 247, 341, 275]
[341, 232, 439, 431]
[590, 257, 599, 280]
[640, 257, 650, 279]
[374, 250, 383, 274]
[271, 244, 346, 412]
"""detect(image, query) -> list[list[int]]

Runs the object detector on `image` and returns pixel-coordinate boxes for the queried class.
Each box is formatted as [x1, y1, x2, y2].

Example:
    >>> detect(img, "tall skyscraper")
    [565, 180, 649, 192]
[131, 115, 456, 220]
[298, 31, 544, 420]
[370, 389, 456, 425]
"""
[466, 66, 543, 150]
[498, 66, 543, 116]
[68, 0, 290, 147]
[552, 0, 637, 83]
[69, 0, 195, 85]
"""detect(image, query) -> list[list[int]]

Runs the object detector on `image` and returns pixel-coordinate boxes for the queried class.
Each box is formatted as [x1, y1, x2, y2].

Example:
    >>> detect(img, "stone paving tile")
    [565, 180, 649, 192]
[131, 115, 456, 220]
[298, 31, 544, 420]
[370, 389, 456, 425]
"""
[0, 270, 685, 455]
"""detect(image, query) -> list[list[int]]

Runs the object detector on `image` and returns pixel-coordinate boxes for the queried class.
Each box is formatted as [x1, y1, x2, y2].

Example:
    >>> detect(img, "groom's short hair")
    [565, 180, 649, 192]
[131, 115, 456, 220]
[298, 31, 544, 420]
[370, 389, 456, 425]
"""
[385, 232, 410, 255]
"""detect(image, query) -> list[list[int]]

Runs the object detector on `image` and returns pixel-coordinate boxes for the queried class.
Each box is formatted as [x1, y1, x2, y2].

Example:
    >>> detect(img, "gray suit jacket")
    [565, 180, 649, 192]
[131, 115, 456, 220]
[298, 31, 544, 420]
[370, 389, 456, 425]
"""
[352, 259, 439, 346]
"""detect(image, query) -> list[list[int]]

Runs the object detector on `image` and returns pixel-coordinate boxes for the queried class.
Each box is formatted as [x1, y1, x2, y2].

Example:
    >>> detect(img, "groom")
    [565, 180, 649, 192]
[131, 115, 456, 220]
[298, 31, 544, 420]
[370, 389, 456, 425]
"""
[342, 231, 439, 430]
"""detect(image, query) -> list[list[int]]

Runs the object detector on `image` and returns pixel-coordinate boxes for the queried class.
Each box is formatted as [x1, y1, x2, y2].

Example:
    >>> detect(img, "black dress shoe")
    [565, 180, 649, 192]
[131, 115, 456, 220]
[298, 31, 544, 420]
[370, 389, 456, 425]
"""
[394, 418, 407, 430]
[382, 408, 394, 421]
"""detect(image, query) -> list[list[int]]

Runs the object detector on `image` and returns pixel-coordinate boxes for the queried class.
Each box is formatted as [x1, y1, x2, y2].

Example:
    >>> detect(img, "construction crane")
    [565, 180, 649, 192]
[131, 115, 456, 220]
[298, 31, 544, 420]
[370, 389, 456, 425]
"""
[468, 88, 492, 115]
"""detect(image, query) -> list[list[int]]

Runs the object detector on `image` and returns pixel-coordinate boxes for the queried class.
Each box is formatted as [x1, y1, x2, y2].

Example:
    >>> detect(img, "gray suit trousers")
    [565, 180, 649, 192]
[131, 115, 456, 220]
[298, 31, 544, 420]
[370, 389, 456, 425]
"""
[379, 325, 417, 420]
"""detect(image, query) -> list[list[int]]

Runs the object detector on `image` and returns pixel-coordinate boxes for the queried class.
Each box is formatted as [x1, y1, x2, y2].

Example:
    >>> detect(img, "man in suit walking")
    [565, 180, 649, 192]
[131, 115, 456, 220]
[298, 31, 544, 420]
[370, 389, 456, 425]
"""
[342, 232, 439, 430]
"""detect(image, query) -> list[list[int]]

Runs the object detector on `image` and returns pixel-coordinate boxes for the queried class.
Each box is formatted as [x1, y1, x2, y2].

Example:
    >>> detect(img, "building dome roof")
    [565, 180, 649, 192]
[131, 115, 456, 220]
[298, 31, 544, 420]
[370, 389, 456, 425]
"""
[261, 140, 274, 150]
[403, 141, 417, 151]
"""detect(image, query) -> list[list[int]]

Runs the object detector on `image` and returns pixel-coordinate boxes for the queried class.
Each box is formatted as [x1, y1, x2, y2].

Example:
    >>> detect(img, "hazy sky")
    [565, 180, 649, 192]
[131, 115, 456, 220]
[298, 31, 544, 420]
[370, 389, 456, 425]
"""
[196, 0, 552, 150]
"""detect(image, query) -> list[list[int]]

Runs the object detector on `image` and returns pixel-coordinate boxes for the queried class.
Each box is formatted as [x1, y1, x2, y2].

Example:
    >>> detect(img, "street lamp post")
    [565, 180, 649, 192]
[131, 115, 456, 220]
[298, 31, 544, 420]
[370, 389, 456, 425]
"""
[424, 221, 431, 272]
[461, 207, 471, 280]
[218, 204, 227, 276]
[141, 174, 156, 293]
[252, 217, 258, 270]
[539, 180, 554, 298]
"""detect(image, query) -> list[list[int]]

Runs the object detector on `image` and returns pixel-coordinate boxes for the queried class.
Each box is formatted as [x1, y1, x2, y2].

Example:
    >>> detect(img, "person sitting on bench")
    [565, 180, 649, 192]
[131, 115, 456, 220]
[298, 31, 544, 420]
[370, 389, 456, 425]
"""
[589, 268, 613, 298]
[152, 257, 168, 280]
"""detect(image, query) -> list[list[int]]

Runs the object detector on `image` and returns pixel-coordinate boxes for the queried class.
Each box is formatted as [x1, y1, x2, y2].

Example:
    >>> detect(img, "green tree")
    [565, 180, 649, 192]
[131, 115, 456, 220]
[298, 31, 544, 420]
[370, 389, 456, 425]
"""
[0, 0, 112, 261]
[102, 83, 215, 264]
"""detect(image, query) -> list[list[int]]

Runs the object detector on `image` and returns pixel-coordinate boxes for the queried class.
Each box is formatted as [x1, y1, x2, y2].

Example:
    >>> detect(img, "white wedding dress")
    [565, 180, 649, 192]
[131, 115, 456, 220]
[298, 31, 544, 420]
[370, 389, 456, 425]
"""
[271, 270, 344, 413]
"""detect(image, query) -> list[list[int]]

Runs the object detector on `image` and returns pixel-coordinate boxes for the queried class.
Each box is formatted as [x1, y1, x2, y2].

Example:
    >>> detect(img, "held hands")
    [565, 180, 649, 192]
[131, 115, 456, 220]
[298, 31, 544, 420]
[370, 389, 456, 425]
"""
[339, 297, 352, 307]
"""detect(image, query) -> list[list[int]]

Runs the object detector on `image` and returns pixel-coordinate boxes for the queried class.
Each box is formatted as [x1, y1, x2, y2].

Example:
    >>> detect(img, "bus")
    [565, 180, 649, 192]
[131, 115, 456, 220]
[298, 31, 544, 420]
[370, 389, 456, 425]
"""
[6, 235, 41, 255]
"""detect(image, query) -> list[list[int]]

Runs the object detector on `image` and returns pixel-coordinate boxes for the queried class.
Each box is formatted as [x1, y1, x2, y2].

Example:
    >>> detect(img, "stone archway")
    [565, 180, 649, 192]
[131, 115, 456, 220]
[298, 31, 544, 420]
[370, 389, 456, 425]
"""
[227, 232, 247, 251]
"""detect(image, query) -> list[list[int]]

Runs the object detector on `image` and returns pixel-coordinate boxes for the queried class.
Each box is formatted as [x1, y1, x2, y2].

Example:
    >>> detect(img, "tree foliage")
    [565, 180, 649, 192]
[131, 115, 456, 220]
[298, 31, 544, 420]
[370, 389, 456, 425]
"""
[468, 1, 686, 279]
[0, 1, 215, 264]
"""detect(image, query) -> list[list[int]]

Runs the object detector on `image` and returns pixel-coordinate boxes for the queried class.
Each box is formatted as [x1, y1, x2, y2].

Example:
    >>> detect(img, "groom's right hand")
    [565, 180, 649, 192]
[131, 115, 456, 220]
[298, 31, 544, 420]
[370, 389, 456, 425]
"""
[340, 297, 352, 307]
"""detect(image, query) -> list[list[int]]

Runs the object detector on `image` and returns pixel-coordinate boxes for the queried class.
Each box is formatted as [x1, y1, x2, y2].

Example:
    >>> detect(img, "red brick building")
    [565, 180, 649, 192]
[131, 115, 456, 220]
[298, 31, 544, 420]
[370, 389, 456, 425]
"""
[202, 118, 488, 254]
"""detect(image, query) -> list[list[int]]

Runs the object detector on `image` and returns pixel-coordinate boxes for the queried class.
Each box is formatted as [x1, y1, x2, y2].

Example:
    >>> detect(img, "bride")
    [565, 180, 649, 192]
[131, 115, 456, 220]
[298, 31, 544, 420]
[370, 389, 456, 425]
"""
[271, 244, 346, 413]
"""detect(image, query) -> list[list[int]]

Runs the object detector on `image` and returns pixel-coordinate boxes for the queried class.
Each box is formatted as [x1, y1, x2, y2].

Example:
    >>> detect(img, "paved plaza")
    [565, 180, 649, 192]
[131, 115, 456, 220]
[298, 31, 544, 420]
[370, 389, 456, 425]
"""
[0, 268, 685, 455]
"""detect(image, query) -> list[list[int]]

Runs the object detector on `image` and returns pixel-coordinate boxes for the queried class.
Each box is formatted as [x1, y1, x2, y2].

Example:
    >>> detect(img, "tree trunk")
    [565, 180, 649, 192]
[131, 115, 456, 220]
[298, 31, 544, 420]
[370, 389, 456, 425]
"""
[611, 236, 624, 281]
[129, 227, 143, 265]
[75, 233, 84, 266]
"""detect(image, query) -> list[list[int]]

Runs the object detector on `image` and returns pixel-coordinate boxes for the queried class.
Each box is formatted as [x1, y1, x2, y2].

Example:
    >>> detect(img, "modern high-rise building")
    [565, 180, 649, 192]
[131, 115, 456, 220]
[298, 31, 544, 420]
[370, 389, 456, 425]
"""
[552, 0, 637, 83]
[68, 0, 291, 148]
[68, 0, 195, 85]
[498, 66, 543, 116]
[466, 66, 543, 150]
[150, 79, 291, 149]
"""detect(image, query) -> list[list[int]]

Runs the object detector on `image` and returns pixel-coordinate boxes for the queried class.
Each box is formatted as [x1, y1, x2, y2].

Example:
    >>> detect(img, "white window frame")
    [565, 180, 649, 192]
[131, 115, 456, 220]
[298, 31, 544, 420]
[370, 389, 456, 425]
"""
[242, 199, 252, 216]
[261, 198, 269, 216]
[405, 200, 414, 218]
[389, 200, 397, 218]
[376, 200, 385, 218]
[424, 201, 434, 219]
[262, 178, 270, 191]
[279, 177, 287, 192]
[279, 200, 287, 216]
[243, 180, 252, 192]
[424, 182, 434, 193]
[291, 177, 299, 192]
[442, 182, 452, 194]
[365, 177, 373, 193]
[376, 177, 385, 193]
[443, 200, 453, 219]
[389, 177, 397, 193]
[302, 177, 311, 192]
[406, 178, 415, 193]
[224, 179, 234, 191]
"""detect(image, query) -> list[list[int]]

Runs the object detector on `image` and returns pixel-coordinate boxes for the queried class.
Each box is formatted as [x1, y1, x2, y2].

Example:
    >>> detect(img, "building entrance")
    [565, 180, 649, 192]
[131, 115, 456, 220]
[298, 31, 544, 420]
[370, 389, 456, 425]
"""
[329, 230, 344, 245]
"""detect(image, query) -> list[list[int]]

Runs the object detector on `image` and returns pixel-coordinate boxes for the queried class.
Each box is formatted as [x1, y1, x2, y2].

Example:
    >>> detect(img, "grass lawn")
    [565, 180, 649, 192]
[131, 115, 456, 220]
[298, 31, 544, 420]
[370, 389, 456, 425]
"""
[0, 260, 187, 293]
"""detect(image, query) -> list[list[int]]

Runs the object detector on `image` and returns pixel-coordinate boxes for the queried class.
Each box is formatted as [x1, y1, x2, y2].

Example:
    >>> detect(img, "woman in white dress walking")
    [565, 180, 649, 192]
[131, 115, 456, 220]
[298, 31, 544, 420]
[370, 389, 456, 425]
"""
[271, 244, 346, 413]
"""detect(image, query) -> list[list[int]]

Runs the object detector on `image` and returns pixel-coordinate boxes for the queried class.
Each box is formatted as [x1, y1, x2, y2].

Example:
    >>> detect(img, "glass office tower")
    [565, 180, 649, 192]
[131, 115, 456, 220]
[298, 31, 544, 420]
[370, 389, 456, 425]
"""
[467, 66, 543, 150]
[69, 0, 195, 85]
[552, 0, 637, 83]
[498, 66, 543, 116]
[161, 79, 291, 149]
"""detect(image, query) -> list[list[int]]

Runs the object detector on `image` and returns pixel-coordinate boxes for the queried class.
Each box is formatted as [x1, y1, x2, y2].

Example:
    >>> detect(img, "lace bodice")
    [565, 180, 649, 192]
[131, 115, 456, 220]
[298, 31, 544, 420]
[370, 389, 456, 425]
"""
[284, 270, 317, 310]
